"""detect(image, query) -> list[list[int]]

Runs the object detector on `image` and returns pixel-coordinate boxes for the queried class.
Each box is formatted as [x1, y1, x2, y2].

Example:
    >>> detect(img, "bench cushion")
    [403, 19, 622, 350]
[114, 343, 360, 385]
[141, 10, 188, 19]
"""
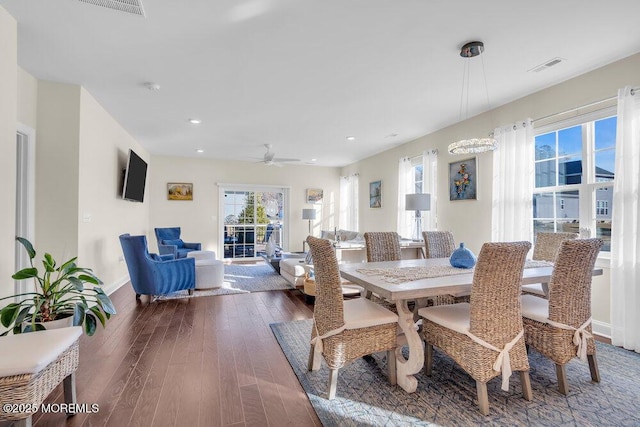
[0, 326, 83, 377]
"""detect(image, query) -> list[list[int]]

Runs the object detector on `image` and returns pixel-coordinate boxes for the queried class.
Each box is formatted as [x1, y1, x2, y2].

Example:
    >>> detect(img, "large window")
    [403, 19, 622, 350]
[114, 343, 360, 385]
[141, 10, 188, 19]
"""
[534, 114, 616, 251]
[222, 188, 286, 259]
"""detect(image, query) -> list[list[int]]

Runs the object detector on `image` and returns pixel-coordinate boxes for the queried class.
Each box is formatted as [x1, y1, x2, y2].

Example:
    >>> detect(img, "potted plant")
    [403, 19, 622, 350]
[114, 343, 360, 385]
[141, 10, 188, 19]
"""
[0, 237, 116, 336]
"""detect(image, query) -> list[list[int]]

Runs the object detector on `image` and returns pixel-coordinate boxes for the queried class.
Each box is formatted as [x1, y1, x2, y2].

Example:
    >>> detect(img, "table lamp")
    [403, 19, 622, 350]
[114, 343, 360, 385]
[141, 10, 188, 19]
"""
[302, 208, 317, 251]
[405, 193, 431, 241]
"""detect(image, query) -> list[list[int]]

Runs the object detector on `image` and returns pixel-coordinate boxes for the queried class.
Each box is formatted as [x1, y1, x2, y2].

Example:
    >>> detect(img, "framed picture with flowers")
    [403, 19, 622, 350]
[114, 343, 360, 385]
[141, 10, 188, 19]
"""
[449, 157, 477, 201]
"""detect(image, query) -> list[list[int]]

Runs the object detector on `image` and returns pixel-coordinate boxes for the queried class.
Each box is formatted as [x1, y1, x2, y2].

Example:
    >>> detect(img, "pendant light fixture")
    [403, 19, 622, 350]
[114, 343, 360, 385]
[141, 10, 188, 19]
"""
[448, 41, 497, 155]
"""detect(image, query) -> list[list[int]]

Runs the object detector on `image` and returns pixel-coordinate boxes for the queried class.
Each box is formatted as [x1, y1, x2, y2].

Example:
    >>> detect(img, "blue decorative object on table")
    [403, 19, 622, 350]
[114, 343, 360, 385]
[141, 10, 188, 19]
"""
[449, 242, 476, 269]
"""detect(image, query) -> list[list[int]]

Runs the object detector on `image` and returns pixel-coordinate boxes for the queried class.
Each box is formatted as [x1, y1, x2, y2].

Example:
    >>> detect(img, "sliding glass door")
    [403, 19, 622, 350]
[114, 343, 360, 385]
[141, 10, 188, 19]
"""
[221, 186, 287, 259]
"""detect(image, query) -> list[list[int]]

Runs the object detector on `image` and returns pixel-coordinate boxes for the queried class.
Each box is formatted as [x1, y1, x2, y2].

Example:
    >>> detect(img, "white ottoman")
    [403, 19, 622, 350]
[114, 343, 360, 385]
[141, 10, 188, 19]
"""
[187, 250, 224, 289]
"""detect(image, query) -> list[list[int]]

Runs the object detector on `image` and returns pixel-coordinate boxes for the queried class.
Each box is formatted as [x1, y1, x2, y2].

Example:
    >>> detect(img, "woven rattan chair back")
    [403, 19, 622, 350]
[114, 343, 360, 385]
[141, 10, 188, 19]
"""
[548, 238, 603, 327]
[422, 231, 456, 258]
[532, 232, 578, 262]
[364, 232, 402, 262]
[306, 236, 345, 335]
[469, 241, 531, 347]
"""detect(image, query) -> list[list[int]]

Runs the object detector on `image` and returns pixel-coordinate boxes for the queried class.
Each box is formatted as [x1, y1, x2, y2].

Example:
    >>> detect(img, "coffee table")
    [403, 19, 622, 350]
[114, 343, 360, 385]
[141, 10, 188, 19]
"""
[261, 254, 283, 273]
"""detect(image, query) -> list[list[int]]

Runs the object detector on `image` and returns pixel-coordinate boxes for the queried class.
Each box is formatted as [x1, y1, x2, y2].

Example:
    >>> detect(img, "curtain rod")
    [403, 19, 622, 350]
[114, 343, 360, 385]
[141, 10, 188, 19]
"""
[533, 87, 638, 124]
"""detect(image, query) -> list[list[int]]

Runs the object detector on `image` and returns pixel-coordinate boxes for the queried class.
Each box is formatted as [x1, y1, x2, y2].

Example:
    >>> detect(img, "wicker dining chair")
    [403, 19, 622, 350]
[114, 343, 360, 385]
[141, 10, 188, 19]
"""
[521, 232, 578, 298]
[418, 241, 533, 415]
[422, 231, 456, 258]
[306, 236, 398, 400]
[363, 232, 403, 309]
[364, 232, 402, 262]
[521, 238, 603, 395]
[422, 231, 469, 305]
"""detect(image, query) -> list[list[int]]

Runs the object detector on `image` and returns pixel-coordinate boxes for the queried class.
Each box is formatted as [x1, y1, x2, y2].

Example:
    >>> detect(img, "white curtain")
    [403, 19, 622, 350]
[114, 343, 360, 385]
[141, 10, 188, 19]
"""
[491, 119, 534, 242]
[423, 149, 438, 231]
[611, 86, 640, 353]
[339, 174, 359, 231]
[397, 157, 413, 238]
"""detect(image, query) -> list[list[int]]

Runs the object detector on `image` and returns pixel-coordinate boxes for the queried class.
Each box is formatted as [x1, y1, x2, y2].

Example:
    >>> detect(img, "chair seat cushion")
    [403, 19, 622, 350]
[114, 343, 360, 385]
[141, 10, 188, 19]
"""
[343, 298, 398, 329]
[0, 327, 83, 377]
[521, 294, 550, 323]
[521, 283, 546, 297]
[418, 302, 471, 335]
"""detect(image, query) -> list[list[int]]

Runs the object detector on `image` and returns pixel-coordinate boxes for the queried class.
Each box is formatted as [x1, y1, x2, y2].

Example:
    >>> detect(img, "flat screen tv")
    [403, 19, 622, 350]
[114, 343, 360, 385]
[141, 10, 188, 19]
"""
[122, 149, 147, 202]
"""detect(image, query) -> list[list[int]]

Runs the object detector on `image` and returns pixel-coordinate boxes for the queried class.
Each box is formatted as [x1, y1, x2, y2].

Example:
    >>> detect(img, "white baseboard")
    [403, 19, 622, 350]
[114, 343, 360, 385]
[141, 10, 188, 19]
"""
[103, 275, 129, 296]
[592, 319, 611, 339]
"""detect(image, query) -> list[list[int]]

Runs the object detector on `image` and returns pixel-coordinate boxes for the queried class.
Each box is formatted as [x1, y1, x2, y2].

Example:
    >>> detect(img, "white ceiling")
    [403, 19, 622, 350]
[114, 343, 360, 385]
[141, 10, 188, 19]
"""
[3, 0, 640, 167]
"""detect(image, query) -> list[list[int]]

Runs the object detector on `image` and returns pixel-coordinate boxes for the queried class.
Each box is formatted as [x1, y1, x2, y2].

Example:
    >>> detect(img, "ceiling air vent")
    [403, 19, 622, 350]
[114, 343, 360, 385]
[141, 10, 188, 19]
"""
[528, 57, 564, 73]
[78, 0, 146, 17]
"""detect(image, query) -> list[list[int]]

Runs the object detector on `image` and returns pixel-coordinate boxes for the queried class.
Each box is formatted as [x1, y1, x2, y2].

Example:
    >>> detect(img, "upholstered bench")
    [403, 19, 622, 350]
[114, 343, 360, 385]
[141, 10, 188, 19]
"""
[279, 257, 310, 288]
[301, 272, 365, 304]
[187, 250, 224, 289]
[0, 327, 83, 427]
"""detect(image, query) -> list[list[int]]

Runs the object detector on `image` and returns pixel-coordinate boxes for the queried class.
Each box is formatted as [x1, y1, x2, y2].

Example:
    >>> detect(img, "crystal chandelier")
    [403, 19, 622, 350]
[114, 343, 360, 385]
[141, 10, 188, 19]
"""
[448, 41, 497, 155]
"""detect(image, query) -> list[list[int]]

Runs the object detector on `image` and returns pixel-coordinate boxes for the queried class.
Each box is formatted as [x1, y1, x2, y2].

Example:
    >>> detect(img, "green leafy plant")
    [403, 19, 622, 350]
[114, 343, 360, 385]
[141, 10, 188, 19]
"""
[0, 237, 116, 336]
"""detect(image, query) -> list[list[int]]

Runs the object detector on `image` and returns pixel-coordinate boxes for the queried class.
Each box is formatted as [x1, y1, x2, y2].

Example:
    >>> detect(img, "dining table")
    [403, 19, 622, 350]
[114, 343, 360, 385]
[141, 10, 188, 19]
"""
[339, 257, 603, 393]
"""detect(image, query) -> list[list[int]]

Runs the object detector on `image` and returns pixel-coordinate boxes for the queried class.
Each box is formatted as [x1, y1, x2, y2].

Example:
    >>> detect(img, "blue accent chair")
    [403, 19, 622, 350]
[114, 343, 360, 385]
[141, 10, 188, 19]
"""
[154, 227, 202, 258]
[119, 234, 196, 298]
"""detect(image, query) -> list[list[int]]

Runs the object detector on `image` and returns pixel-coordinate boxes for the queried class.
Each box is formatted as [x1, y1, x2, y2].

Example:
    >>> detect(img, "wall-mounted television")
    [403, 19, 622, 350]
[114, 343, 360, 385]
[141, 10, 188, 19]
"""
[122, 149, 147, 202]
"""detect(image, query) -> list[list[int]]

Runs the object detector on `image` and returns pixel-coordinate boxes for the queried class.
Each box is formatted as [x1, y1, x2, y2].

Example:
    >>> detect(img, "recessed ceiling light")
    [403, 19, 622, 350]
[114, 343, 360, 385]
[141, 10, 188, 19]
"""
[346, 136, 356, 141]
[196, 149, 204, 153]
[188, 118, 202, 124]
[311, 158, 317, 162]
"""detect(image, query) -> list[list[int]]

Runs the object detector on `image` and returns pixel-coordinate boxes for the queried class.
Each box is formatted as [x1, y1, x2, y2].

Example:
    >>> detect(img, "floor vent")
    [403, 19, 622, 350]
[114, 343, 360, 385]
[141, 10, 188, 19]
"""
[528, 57, 564, 73]
[78, 0, 146, 17]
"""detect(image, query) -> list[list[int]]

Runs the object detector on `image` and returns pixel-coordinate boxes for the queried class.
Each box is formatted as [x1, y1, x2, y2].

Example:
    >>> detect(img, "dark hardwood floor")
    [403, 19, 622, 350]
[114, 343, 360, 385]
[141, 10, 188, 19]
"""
[31, 283, 321, 427]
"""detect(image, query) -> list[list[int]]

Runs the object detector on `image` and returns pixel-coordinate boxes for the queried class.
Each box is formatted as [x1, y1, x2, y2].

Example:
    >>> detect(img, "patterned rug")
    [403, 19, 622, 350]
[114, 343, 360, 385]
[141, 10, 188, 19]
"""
[271, 319, 640, 426]
[158, 263, 294, 299]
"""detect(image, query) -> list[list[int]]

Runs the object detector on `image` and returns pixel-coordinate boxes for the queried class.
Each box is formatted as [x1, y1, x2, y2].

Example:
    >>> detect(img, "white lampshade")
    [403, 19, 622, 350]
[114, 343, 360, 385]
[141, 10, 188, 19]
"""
[405, 193, 431, 211]
[302, 208, 317, 220]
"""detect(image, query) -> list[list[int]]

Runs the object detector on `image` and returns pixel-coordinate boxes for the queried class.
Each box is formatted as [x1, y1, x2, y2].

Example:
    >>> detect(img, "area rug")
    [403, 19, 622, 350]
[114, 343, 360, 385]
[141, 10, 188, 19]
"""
[158, 263, 294, 300]
[271, 319, 640, 426]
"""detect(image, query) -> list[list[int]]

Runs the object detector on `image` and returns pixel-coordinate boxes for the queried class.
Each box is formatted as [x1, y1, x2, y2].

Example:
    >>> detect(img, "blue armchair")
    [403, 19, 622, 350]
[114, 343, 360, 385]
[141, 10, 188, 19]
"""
[154, 227, 201, 258]
[119, 234, 195, 298]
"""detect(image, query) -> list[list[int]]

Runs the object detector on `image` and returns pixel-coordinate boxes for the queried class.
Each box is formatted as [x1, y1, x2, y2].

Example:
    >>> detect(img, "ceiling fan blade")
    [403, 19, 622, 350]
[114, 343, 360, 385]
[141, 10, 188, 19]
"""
[272, 157, 301, 162]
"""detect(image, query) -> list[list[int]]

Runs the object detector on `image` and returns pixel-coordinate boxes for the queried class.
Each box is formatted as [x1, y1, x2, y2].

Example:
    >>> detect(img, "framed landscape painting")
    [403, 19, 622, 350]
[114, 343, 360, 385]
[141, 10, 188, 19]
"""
[167, 183, 193, 200]
[449, 158, 477, 201]
[369, 180, 382, 208]
[306, 188, 323, 204]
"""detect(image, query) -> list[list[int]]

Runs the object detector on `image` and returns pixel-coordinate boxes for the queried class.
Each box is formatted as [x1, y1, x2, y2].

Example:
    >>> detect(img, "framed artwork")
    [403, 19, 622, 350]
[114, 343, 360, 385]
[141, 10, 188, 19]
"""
[306, 188, 323, 204]
[449, 157, 477, 201]
[369, 180, 382, 208]
[167, 183, 193, 201]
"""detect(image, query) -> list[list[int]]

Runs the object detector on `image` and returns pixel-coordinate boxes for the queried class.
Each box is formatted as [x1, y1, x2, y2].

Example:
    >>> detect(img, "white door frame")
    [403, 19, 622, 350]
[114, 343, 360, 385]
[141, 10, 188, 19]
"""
[15, 123, 36, 295]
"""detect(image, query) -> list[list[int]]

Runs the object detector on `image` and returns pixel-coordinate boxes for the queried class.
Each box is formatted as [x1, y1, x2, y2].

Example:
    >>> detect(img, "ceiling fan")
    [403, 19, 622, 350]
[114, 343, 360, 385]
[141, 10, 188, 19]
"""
[259, 144, 301, 167]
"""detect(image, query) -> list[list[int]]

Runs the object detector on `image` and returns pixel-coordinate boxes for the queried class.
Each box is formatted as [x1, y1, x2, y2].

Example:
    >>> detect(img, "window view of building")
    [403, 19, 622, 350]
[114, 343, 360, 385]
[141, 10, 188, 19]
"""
[534, 115, 616, 251]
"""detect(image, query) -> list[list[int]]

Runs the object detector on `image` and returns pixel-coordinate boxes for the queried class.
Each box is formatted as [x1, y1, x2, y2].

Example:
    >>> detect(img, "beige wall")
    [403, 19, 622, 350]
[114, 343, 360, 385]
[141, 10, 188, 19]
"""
[78, 87, 150, 289]
[17, 67, 37, 128]
[0, 6, 17, 301]
[342, 52, 640, 332]
[149, 156, 341, 255]
[24, 78, 149, 293]
[35, 81, 81, 260]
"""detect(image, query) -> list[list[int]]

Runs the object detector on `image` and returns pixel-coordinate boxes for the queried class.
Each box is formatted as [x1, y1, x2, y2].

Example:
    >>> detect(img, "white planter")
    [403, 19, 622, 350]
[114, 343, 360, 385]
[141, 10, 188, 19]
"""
[22, 314, 74, 332]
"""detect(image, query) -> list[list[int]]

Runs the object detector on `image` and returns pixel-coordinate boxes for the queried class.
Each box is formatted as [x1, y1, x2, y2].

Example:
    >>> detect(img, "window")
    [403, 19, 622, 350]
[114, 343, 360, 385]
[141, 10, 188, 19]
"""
[398, 155, 423, 239]
[534, 114, 616, 251]
[340, 174, 359, 231]
[221, 187, 287, 259]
